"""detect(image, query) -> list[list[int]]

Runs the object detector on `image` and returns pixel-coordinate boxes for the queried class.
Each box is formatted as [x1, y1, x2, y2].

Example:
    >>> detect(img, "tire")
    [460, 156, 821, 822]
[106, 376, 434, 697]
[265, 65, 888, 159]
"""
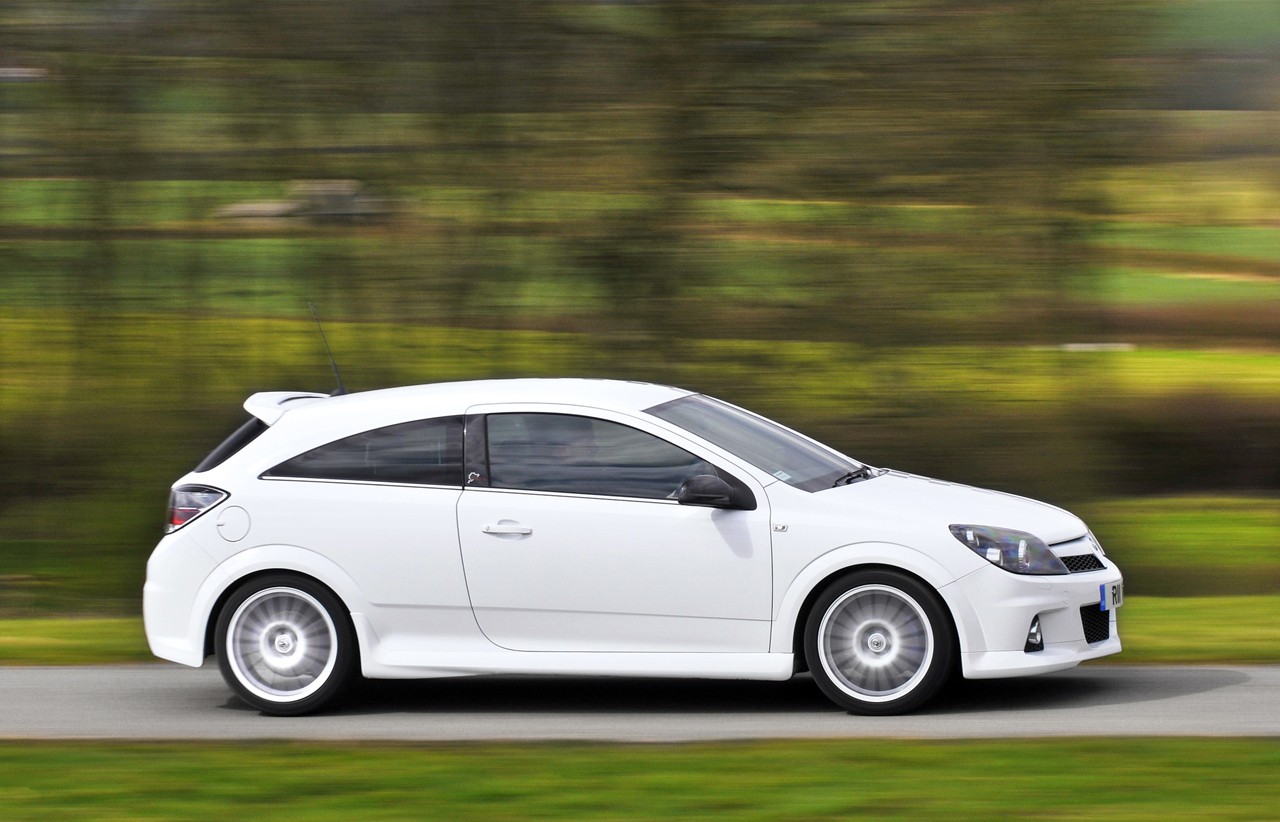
[804, 569, 954, 716]
[215, 574, 357, 716]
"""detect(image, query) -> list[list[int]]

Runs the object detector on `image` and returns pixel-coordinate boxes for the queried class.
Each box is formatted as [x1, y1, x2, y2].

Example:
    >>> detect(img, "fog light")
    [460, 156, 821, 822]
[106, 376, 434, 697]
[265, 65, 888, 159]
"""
[1024, 615, 1044, 653]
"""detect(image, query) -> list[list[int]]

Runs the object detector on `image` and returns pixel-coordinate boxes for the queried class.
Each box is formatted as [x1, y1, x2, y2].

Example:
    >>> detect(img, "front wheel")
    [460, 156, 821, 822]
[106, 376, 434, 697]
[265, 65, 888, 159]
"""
[804, 570, 954, 715]
[215, 574, 356, 716]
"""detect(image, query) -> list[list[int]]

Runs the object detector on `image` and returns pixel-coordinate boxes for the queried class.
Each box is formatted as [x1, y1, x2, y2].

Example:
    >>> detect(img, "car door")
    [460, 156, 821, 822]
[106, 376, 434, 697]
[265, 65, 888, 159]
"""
[455, 407, 773, 652]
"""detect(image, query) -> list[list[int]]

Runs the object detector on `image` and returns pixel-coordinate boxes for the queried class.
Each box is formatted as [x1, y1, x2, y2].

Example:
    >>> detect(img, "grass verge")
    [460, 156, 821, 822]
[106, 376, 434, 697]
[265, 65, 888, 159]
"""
[1110, 596, 1280, 664]
[3, 595, 1279, 667]
[1081, 496, 1280, 596]
[0, 739, 1276, 819]
[0, 618, 153, 666]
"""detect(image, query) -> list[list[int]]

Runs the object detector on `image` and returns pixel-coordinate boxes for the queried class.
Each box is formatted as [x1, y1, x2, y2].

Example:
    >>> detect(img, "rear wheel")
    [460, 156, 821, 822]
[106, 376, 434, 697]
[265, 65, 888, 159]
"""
[804, 570, 954, 715]
[215, 574, 356, 716]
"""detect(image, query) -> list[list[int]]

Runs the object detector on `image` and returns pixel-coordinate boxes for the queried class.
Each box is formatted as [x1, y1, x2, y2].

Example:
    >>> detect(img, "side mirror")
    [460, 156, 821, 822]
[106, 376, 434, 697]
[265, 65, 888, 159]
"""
[676, 474, 753, 510]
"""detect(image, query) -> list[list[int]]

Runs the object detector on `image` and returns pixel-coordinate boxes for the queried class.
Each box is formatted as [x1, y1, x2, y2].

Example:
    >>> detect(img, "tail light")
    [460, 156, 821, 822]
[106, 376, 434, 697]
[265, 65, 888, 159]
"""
[166, 485, 228, 533]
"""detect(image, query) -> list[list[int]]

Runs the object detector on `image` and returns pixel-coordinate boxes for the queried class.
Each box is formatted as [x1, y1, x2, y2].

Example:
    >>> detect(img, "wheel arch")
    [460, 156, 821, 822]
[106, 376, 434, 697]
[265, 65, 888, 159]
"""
[196, 545, 372, 662]
[772, 543, 967, 664]
[202, 568, 356, 660]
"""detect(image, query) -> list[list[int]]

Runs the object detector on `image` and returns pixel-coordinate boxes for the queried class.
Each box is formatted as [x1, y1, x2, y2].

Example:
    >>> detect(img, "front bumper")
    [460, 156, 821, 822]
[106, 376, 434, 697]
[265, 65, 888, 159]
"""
[943, 560, 1123, 680]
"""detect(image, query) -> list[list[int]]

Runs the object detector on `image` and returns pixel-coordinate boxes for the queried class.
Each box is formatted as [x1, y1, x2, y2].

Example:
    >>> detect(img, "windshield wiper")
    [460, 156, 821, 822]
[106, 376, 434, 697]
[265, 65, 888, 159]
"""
[833, 465, 878, 486]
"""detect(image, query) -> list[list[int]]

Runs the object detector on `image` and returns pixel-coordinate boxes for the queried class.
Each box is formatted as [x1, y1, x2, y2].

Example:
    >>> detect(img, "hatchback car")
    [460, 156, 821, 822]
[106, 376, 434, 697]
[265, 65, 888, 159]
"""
[144, 378, 1122, 716]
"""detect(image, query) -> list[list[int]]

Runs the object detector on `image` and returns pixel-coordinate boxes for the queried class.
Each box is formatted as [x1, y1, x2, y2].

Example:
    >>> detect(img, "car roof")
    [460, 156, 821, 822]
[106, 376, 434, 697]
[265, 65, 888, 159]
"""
[245, 378, 696, 428]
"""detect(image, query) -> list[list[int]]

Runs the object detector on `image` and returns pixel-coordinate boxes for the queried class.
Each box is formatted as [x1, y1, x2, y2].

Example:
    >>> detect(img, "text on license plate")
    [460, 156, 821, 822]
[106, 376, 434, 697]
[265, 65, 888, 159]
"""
[1100, 581, 1124, 611]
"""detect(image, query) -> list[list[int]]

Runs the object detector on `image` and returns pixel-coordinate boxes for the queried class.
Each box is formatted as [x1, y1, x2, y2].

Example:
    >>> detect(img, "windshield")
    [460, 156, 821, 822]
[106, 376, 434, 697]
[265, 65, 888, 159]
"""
[646, 394, 864, 492]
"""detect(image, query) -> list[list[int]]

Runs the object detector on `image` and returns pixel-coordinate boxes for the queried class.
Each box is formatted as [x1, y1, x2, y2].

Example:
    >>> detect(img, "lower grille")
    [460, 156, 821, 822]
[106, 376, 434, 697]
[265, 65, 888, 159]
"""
[1080, 605, 1111, 643]
[1061, 554, 1105, 573]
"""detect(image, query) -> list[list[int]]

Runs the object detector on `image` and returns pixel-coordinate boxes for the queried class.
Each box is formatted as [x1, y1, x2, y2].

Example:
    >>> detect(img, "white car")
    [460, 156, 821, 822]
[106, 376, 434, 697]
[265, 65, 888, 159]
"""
[144, 378, 1122, 716]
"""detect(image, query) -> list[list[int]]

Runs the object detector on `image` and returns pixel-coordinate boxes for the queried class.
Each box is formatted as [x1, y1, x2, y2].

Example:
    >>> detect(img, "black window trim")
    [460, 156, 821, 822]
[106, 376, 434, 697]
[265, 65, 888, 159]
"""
[459, 484, 688, 506]
[258, 474, 464, 491]
[463, 412, 488, 488]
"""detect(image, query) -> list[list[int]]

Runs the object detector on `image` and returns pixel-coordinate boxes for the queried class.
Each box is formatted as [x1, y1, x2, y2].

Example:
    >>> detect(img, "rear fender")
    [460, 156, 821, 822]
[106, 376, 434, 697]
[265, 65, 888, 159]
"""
[194, 544, 375, 663]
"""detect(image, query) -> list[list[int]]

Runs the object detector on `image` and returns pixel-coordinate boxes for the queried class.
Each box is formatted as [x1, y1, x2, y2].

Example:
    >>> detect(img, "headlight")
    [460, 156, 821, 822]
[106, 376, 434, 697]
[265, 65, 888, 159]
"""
[949, 525, 1069, 575]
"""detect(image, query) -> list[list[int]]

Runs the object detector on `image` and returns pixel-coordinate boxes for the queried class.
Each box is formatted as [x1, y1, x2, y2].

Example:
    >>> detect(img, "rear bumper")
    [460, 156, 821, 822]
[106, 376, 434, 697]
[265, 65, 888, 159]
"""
[142, 532, 215, 668]
[143, 580, 207, 667]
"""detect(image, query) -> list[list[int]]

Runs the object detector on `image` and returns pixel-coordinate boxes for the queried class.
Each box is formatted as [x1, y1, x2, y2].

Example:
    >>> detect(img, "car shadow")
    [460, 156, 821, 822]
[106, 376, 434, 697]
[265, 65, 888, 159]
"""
[921, 665, 1251, 715]
[317, 665, 1250, 718]
[340, 674, 832, 716]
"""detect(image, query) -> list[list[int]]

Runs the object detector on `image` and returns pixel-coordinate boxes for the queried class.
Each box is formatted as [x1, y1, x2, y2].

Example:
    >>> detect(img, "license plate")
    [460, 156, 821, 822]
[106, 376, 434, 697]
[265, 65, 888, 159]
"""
[1100, 581, 1124, 611]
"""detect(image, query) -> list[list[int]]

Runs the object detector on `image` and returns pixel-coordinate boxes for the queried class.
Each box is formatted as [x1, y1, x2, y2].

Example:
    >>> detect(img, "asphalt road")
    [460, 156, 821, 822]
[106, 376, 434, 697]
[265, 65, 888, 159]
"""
[1, 664, 1276, 742]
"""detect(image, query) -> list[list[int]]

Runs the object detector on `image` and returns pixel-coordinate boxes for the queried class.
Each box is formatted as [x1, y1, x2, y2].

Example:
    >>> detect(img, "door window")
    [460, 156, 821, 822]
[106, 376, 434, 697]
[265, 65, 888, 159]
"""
[485, 413, 713, 499]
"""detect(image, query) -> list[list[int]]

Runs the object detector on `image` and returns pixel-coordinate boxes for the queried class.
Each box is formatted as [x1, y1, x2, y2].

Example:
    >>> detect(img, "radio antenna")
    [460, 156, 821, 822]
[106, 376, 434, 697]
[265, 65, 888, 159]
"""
[309, 302, 348, 396]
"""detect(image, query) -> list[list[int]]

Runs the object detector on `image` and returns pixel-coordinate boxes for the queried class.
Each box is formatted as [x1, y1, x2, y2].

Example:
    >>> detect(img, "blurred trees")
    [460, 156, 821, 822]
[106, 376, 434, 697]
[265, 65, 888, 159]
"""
[1, 0, 1156, 341]
[0, 1, 1192, 500]
[7, 2, 1280, 612]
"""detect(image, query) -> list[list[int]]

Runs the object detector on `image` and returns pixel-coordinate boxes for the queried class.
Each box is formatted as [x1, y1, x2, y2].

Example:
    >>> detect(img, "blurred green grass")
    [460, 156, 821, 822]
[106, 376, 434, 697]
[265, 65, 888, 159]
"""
[1158, 0, 1280, 51]
[1094, 268, 1280, 305]
[1112, 596, 1280, 663]
[0, 617, 152, 665]
[1095, 223, 1280, 261]
[0, 738, 1276, 819]
[1085, 497, 1280, 567]
[1108, 349, 1280, 398]
[1101, 159, 1280, 224]
[1083, 497, 1280, 595]
[6, 312, 1280, 411]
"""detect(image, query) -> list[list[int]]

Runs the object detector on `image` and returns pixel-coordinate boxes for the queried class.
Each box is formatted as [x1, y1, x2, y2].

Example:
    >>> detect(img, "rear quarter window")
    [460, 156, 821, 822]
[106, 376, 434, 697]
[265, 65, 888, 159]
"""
[263, 416, 464, 486]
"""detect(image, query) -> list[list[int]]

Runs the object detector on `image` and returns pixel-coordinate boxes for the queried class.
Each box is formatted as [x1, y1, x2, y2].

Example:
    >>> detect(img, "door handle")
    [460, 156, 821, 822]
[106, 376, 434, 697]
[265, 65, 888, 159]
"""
[482, 523, 533, 536]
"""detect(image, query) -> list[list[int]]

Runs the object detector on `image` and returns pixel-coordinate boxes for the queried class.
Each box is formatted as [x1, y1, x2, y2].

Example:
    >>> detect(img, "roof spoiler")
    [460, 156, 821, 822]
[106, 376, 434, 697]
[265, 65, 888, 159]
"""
[243, 391, 329, 425]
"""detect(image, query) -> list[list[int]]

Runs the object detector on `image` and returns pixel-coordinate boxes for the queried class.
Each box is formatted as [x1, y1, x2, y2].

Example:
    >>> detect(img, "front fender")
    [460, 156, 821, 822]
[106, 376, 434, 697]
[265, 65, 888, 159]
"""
[770, 541, 978, 655]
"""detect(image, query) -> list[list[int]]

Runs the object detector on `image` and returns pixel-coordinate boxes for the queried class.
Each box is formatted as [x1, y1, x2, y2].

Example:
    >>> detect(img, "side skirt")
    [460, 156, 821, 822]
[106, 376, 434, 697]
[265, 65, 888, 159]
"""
[361, 650, 796, 682]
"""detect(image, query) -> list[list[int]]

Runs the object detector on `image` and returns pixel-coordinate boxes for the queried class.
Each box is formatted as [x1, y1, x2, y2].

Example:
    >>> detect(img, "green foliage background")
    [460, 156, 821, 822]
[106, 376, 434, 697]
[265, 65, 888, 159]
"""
[1, 0, 1278, 619]
[1, 5, 1278, 816]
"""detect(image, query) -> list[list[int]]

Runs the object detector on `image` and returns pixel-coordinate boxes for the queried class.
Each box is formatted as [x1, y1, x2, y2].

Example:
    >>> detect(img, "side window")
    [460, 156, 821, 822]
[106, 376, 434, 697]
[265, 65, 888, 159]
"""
[486, 413, 713, 499]
[265, 416, 463, 486]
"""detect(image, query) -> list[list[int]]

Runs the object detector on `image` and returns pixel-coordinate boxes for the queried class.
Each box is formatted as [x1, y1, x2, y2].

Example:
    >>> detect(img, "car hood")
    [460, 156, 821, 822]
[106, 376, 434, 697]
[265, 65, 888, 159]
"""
[837, 470, 1087, 545]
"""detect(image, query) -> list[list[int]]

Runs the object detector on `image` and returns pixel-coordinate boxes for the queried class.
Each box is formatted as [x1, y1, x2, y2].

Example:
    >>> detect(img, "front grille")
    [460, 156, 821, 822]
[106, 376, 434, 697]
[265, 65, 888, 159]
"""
[1080, 605, 1111, 643]
[1061, 554, 1105, 573]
